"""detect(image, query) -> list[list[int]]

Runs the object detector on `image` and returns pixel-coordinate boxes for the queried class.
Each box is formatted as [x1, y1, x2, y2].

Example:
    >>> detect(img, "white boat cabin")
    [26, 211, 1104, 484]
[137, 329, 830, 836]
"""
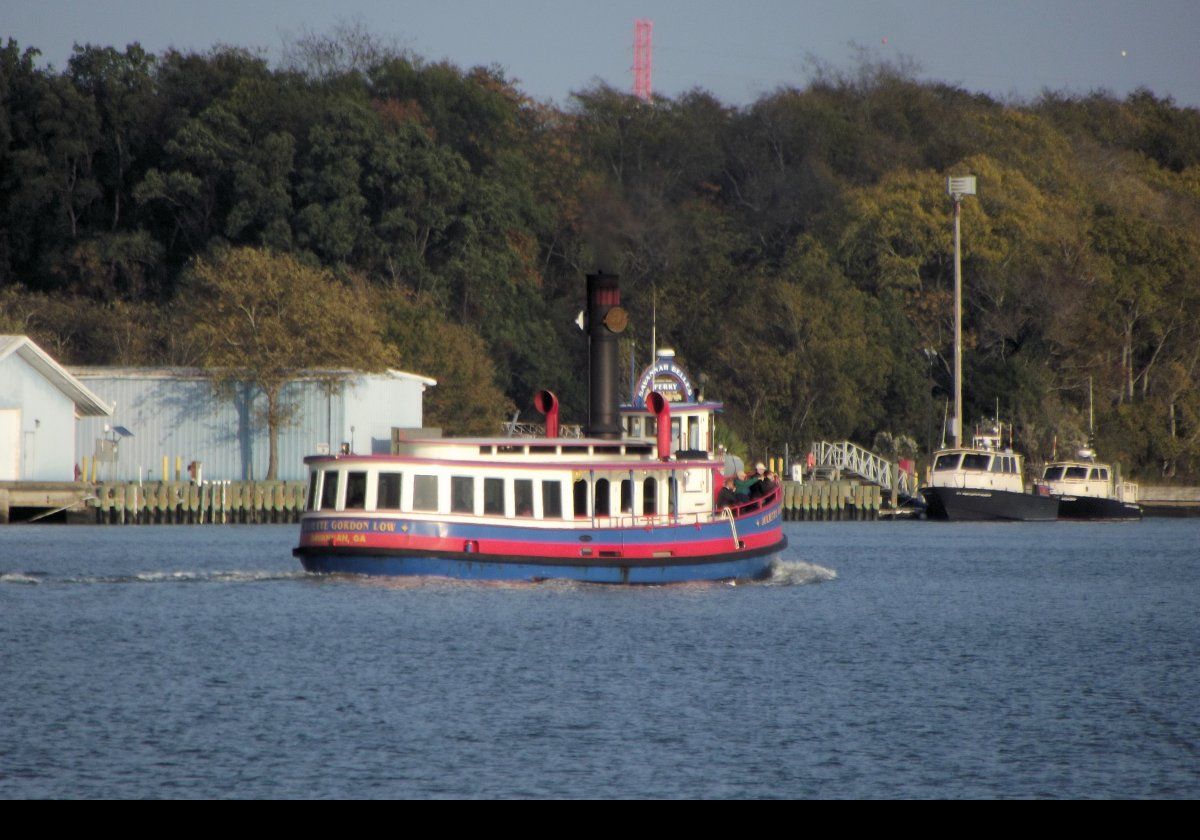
[925, 423, 1026, 493]
[303, 437, 720, 525]
[1042, 454, 1137, 503]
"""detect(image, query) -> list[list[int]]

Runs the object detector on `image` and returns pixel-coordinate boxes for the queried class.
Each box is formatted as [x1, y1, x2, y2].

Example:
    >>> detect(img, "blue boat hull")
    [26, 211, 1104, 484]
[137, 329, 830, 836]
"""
[295, 540, 785, 584]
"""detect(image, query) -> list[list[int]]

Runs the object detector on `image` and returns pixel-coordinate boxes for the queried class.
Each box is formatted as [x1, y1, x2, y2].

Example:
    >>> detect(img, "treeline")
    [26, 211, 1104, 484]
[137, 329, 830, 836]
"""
[2, 34, 1199, 478]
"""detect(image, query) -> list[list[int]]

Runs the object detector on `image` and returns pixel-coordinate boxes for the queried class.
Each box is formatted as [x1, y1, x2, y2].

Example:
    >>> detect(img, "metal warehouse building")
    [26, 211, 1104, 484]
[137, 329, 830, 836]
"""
[71, 367, 436, 483]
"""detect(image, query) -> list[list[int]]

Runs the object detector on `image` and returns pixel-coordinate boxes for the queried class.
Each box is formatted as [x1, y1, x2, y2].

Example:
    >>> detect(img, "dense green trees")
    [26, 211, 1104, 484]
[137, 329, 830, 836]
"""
[3, 37, 1200, 478]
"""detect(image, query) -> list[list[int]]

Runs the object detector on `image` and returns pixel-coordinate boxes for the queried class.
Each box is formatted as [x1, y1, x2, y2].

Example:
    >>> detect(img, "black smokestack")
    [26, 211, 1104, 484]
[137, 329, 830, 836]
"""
[586, 271, 625, 440]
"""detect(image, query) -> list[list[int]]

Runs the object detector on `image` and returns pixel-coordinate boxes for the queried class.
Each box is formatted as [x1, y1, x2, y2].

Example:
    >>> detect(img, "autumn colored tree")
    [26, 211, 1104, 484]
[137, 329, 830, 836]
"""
[179, 246, 388, 478]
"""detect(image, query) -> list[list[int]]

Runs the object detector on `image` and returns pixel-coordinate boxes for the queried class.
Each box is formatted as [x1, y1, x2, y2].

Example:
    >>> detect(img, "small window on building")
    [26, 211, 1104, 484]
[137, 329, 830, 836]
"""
[573, 479, 589, 518]
[377, 472, 402, 510]
[595, 478, 611, 516]
[451, 476, 475, 514]
[542, 481, 563, 519]
[643, 477, 657, 515]
[514, 479, 534, 517]
[320, 470, 340, 510]
[413, 475, 439, 512]
[484, 477, 505, 515]
[307, 470, 320, 511]
[345, 471, 367, 510]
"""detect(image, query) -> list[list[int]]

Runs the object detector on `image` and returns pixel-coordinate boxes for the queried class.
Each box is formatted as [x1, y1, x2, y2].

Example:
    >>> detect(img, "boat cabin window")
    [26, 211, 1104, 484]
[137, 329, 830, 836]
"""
[562, 445, 589, 455]
[307, 470, 319, 511]
[542, 481, 563, 519]
[478, 445, 494, 455]
[345, 471, 368, 510]
[933, 453, 962, 471]
[1065, 466, 1089, 480]
[573, 479, 589, 518]
[1096, 468, 1109, 481]
[377, 472, 402, 510]
[668, 477, 678, 516]
[484, 478, 505, 515]
[961, 453, 991, 471]
[620, 479, 633, 513]
[643, 477, 657, 515]
[1043, 466, 1065, 481]
[498, 445, 524, 455]
[320, 470, 340, 510]
[451, 476, 475, 514]
[413, 475, 439, 512]
[514, 479, 534, 517]
[594, 478, 611, 516]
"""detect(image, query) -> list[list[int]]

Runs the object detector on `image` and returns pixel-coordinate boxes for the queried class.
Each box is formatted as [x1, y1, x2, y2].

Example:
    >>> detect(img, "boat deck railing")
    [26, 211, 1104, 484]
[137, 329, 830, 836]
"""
[599, 486, 781, 530]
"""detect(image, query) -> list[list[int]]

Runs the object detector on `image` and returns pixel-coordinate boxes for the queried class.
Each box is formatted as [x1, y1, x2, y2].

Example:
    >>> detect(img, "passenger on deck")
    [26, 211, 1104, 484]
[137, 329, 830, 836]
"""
[734, 471, 758, 502]
[717, 477, 739, 509]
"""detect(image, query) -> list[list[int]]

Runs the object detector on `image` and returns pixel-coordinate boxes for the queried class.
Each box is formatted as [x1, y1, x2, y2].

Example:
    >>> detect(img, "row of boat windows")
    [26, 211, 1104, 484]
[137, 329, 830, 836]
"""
[308, 469, 678, 518]
[1043, 465, 1109, 482]
[932, 452, 1021, 474]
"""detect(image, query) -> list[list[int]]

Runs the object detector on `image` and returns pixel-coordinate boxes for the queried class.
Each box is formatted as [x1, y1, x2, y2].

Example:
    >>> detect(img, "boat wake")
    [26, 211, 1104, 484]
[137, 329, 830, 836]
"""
[1, 569, 310, 585]
[760, 559, 838, 586]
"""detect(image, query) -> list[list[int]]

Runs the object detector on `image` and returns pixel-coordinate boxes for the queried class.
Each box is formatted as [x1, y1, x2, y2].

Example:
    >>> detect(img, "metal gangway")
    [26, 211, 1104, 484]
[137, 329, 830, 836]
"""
[810, 441, 917, 501]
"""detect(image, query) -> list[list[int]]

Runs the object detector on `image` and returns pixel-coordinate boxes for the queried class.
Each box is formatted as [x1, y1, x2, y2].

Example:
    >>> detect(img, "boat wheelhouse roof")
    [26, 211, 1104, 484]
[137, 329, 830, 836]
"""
[305, 435, 717, 471]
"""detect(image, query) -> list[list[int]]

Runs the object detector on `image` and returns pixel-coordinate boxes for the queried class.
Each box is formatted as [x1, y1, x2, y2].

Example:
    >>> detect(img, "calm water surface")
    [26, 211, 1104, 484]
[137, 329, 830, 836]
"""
[2, 520, 1197, 798]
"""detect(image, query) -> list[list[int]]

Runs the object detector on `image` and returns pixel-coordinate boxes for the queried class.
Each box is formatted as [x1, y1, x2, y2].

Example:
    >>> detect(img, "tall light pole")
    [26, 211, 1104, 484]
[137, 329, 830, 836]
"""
[947, 175, 976, 448]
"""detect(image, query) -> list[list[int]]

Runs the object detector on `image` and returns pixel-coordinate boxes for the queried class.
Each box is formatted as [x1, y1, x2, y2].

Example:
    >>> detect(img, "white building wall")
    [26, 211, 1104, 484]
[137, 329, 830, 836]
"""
[0, 353, 78, 480]
[72, 370, 430, 482]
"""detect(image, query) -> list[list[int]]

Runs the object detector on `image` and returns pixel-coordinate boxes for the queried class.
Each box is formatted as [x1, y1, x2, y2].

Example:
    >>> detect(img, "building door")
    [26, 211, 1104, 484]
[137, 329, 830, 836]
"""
[0, 409, 19, 480]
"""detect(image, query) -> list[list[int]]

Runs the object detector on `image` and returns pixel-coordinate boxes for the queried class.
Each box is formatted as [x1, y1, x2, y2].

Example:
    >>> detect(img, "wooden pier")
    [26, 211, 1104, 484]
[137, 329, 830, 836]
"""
[781, 479, 884, 521]
[0, 480, 307, 524]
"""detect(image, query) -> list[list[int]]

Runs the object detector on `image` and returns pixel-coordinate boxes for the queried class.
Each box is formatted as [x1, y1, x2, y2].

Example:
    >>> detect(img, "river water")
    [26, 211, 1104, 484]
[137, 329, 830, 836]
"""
[2, 520, 1197, 799]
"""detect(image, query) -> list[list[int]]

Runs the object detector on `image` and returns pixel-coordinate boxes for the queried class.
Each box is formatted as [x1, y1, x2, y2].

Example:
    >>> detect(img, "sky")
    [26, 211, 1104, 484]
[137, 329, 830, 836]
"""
[2, 0, 1198, 108]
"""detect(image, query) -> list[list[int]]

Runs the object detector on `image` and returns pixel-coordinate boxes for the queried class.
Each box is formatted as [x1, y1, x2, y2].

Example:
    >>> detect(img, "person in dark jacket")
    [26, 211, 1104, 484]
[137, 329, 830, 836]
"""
[717, 477, 739, 509]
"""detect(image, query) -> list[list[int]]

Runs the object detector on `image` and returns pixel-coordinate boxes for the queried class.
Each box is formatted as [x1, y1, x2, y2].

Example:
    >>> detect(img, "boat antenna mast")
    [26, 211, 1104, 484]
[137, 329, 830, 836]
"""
[947, 175, 977, 448]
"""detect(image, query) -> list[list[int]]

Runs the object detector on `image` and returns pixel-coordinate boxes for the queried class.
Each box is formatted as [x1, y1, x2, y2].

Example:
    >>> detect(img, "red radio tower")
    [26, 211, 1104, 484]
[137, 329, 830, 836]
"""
[633, 19, 653, 101]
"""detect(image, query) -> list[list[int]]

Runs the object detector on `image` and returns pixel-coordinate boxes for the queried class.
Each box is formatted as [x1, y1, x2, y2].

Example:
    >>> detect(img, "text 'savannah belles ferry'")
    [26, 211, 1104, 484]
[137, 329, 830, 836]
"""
[293, 273, 787, 583]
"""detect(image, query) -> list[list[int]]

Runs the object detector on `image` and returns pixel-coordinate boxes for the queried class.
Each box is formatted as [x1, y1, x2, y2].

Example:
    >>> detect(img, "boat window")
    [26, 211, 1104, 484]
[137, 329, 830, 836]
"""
[688, 416, 700, 451]
[542, 481, 563, 519]
[1043, 466, 1064, 481]
[646, 417, 657, 438]
[933, 453, 962, 471]
[990, 457, 1005, 472]
[306, 470, 320, 511]
[961, 454, 991, 471]
[562, 446, 589, 455]
[451, 476, 475, 514]
[377, 472, 402, 510]
[484, 477, 505, 515]
[320, 470, 340, 510]
[478, 445, 494, 455]
[413, 475, 439, 512]
[643, 477, 657, 515]
[620, 479, 633, 513]
[344, 471, 367, 510]
[595, 478, 611, 516]
[498, 445, 524, 455]
[594, 445, 621, 456]
[1097, 468, 1108, 481]
[671, 418, 681, 451]
[1065, 466, 1089, 480]
[514, 479, 534, 517]
[668, 477, 678, 516]
[573, 479, 589, 518]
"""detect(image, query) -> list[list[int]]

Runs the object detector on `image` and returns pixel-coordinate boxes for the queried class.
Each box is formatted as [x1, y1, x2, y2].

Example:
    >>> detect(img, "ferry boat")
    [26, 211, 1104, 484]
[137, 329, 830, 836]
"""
[293, 273, 787, 583]
[921, 422, 1059, 521]
[1041, 451, 1141, 520]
